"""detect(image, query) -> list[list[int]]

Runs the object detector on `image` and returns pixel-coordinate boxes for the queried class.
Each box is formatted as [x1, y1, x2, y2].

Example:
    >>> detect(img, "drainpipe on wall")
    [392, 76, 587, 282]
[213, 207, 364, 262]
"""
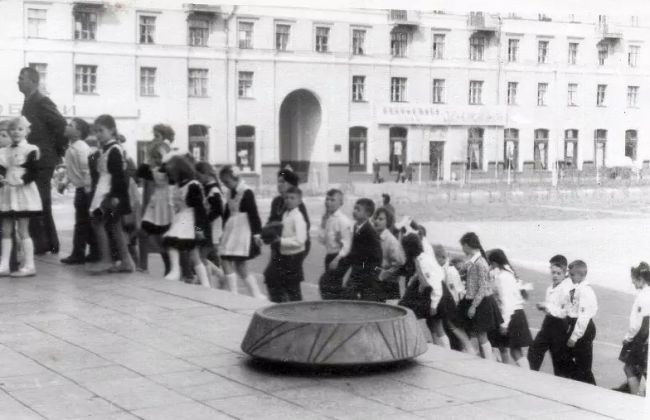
[223, 6, 238, 163]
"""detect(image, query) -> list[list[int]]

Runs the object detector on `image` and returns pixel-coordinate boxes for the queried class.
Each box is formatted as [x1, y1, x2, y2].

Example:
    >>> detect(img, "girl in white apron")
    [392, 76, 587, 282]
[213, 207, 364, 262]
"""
[87, 115, 135, 274]
[161, 155, 210, 288]
[218, 165, 265, 299]
[136, 143, 173, 274]
[0, 117, 42, 277]
[195, 162, 226, 289]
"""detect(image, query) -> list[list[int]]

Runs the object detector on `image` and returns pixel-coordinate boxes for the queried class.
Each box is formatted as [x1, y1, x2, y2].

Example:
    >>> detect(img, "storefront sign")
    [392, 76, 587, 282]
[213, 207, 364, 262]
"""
[0, 103, 76, 117]
[376, 104, 506, 126]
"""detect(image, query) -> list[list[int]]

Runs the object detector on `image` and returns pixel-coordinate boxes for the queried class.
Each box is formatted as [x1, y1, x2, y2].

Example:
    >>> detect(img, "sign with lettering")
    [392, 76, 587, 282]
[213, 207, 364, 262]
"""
[376, 104, 507, 126]
[0, 103, 76, 117]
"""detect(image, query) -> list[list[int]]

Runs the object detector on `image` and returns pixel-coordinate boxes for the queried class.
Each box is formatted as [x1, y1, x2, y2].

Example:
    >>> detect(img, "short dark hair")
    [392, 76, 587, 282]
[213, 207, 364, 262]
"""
[71, 118, 90, 140]
[195, 161, 218, 179]
[373, 207, 395, 230]
[401, 233, 423, 259]
[153, 124, 175, 142]
[285, 186, 302, 197]
[327, 188, 343, 198]
[382, 193, 391, 204]
[355, 198, 375, 217]
[94, 114, 117, 136]
[278, 169, 299, 187]
[20, 67, 40, 84]
[549, 254, 568, 270]
[167, 155, 197, 181]
[219, 164, 239, 181]
[632, 262, 650, 282]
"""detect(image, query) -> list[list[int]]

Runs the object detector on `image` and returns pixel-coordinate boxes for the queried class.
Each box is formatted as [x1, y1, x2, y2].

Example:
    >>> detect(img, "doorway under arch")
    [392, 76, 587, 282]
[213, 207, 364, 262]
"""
[279, 89, 322, 182]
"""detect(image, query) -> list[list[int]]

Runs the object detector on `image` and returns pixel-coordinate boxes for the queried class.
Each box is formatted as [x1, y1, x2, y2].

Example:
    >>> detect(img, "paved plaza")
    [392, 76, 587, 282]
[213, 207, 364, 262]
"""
[0, 259, 646, 420]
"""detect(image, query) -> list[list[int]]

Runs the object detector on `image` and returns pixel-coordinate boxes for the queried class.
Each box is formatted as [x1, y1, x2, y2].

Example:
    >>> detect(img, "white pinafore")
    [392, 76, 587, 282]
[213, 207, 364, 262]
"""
[89, 141, 125, 213]
[142, 167, 173, 228]
[163, 180, 202, 242]
[0, 141, 42, 215]
[218, 182, 252, 258]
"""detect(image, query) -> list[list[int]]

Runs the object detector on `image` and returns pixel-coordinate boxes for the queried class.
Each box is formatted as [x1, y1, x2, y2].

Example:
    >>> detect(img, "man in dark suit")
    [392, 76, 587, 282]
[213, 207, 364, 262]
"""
[341, 198, 383, 302]
[18, 67, 68, 255]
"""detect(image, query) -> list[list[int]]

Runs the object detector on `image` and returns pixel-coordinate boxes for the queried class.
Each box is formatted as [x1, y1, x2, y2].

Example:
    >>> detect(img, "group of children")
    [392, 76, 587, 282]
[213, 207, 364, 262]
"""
[0, 115, 646, 396]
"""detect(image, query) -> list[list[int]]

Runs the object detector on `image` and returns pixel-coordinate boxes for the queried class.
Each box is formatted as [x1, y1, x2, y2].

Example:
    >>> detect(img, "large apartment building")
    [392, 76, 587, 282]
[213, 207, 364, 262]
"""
[0, 1, 648, 184]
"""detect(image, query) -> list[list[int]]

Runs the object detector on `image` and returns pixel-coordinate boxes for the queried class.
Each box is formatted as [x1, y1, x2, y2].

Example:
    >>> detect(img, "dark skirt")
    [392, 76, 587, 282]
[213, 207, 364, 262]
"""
[456, 295, 503, 334]
[430, 282, 457, 321]
[141, 221, 170, 235]
[488, 309, 533, 349]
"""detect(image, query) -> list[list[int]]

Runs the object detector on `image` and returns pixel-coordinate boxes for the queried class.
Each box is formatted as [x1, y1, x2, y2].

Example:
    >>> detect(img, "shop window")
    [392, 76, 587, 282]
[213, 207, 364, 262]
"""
[236, 125, 255, 172]
[504, 128, 519, 170]
[389, 127, 407, 172]
[625, 130, 638, 160]
[188, 124, 209, 162]
[467, 127, 483, 170]
[594, 129, 607, 167]
[564, 129, 578, 168]
[534, 129, 549, 170]
[349, 127, 367, 172]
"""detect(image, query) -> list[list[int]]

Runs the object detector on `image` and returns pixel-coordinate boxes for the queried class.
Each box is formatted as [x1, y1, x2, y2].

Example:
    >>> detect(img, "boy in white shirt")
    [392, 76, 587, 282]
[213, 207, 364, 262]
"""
[265, 186, 307, 303]
[566, 259, 598, 385]
[528, 254, 573, 377]
[318, 189, 352, 299]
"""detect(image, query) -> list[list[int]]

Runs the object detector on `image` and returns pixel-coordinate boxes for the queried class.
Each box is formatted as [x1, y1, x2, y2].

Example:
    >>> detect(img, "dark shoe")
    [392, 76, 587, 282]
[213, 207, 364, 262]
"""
[61, 255, 86, 265]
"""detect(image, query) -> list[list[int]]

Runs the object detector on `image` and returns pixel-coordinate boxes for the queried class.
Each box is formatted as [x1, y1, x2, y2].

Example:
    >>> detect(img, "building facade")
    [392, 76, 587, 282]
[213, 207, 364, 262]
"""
[1, 1, 649, 184]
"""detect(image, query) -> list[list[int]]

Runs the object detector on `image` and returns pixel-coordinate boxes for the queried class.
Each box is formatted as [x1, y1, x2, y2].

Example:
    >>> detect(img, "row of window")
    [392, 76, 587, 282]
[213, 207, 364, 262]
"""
[347, 127, 640, 173]
[28, 60, 643, 107]
[26, 8, 642, 66]
[506, 82, 639, 107]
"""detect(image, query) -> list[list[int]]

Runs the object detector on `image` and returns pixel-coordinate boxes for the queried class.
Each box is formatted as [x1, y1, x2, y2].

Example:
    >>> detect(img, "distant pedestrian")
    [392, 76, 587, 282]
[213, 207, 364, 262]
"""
[565, 260, 598, 385]
[372, 158, 381, 183]
[381, 193, 395, 218]
[405, 163, 414, 183]
[613, 262, 649, 395]
[395, 162, 404, 183]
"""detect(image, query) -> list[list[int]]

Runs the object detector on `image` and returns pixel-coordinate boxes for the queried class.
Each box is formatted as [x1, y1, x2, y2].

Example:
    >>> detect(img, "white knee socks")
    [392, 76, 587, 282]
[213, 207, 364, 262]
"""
[22, 238, 35, 270]
[244, 274, 266, 299]
[225, 273, 239, 294]
[480, 342, 494, 361]
[515, 356, 530, 369]
[164, 249, 180, 281]
[436, 334, 451, 349]
[0, 238, 12, 272]
[194, 263, 210, 288]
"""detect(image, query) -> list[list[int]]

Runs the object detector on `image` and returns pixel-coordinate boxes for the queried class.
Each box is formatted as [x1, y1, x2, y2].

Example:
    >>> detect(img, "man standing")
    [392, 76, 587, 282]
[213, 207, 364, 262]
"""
[18, 67, 67, 255]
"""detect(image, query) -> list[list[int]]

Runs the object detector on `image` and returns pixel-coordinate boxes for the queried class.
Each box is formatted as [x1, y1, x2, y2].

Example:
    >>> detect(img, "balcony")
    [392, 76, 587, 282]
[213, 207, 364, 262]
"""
[467, 12, 499, 34]
[597, 23, 623, 41]
[388, 9, 420, 28]
[183, 3, 220, 16]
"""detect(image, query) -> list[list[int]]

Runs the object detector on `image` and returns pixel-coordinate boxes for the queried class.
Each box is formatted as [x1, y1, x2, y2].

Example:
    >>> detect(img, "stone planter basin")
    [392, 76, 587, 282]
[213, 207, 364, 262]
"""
[241, 300, 428, 365]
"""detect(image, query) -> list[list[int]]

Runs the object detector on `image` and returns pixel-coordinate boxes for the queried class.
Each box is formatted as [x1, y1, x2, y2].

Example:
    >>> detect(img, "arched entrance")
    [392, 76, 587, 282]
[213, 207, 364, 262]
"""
[279, 89, 322, 182]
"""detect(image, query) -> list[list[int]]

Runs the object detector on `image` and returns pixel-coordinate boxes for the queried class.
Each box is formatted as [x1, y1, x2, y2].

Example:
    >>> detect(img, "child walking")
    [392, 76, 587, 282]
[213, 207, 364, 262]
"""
[614, 262, 650, 395]
[486, 249, 533, 368]
[456, 232, 503, 360]
[0, 117, 42, 277]
[218, 165, 265, 298]
[528, 254, 573, 377]
[342, 198, 383, 302]
[566, 259, 598, 385]
[318, 189, 352, 300]
[264, 186, 307, 302]
[86, 115, 135, 274]
[136, 142, 173, 274]
[374, 207, 406, 301]
[161, 155, 210, 287]
[60, 118, 97, 265]
[195, 161, 225, 288]
[399, 233, 456, 349]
